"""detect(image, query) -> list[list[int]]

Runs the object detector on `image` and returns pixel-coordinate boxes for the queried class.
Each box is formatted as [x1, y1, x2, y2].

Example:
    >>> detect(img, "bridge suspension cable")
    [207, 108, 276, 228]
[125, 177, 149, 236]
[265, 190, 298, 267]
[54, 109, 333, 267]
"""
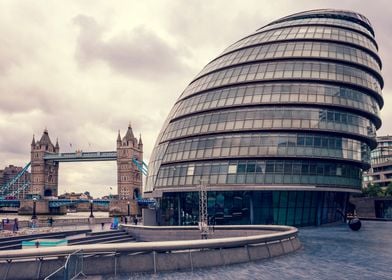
[132, 157, 148, 176]
[0, 162, 31, 198]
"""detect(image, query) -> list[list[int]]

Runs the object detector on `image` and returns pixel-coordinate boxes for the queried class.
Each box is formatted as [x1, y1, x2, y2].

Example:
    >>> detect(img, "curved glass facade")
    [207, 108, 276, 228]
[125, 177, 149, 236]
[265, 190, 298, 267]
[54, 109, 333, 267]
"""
[162, 107, 376, 142]
[173, 84, 380, 118]
[222, 25, 379, 57]
[146, 10, 383, 226]
[162, 133, 370, 164]
[197, 41, 381, 79]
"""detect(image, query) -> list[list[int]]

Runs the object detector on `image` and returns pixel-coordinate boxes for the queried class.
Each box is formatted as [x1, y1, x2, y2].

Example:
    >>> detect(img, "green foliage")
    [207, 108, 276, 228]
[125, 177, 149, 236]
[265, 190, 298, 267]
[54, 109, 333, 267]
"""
[362, 183, 384, 197]
[362, 183, 392, 197]
[385, 183, 392, 197]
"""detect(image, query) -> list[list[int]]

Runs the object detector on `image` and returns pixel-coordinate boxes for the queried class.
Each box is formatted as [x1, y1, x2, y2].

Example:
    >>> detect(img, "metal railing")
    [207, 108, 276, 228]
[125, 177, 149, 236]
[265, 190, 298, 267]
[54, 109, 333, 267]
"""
[0, 225, 297, 258]
[0, 225, 299, 278]
[44, 249, 84, 280]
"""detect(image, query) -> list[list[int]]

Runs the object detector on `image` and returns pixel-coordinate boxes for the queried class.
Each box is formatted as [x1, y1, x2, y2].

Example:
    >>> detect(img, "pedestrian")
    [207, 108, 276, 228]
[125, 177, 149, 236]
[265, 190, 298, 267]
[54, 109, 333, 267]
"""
[101, 222, 104, 230]
[133, 216, 138, 225]
[31, 219, 37, 229]
[124, 217, 128, 224]
[48, 217, 53, 227]
[13, 218, 18, 232]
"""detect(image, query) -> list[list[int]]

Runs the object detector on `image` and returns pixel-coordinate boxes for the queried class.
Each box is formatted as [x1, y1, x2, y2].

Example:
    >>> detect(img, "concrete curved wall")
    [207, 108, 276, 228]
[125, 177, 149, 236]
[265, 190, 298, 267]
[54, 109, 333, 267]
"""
[0, 225, 300, 278]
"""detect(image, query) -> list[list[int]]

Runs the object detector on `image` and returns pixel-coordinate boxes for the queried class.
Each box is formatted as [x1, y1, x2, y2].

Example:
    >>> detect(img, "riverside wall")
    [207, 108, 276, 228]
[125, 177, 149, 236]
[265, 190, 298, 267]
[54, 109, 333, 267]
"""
[8, 217, 112, 229]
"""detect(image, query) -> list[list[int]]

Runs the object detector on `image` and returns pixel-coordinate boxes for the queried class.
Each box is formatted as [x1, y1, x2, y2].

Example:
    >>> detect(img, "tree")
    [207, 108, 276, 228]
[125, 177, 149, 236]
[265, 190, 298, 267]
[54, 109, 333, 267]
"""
[362, 183, 383, 197]
[385, 183, 392, 197]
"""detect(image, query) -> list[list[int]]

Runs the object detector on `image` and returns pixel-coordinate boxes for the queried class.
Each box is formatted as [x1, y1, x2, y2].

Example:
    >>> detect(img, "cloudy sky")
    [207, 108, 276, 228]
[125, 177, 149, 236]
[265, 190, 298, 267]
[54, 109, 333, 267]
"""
[1, 0, 391, 198]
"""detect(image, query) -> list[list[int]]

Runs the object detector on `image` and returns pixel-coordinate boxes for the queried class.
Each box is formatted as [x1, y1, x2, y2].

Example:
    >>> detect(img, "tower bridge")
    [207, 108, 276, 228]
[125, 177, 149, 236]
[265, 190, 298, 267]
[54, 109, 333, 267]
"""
[30, 124, 143, 201]
[0, 124, 150, 215]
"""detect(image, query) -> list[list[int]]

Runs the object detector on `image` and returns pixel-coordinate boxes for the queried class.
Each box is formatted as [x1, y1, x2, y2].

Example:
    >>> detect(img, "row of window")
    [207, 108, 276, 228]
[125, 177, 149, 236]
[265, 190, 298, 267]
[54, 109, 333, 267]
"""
[182, 60, 382, 100]
[161, 160, 361, 177]
[155, 160, 362, 188]
[222, 25, 378, 58]
[370, 148, 392, 165]
[257, 17, 374, 38]
[162, 107, 376, 142]
[174, 83, 379, 119]
[199, 41, 380, 80]
[145, 141, 169, 193]
[162, 133, 370, 164]
[279, 9, 372, 30]
[160, 191, 346, 226]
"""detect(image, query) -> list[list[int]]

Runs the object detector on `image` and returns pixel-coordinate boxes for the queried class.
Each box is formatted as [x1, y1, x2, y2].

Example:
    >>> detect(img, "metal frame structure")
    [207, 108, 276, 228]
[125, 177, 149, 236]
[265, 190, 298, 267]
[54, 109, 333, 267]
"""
[0, 162, 31, 198]
[199, 182, 209, 239]
[132, 157, 148, 176]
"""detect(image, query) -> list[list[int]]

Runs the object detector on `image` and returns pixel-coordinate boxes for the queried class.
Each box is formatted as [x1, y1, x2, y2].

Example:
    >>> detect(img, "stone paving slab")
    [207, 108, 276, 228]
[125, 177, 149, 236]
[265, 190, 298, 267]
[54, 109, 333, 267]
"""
[108, 221, 392, 280]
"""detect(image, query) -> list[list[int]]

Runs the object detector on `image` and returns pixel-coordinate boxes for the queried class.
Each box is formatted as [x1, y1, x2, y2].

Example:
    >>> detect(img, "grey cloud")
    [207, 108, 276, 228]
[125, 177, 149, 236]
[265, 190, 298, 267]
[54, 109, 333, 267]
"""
[0, 52, 18, 75]
[73, 15, 192, 79]
[0, 130, 30, 155]
[0, 86, 67, 114]
[59, 162, 116, 196]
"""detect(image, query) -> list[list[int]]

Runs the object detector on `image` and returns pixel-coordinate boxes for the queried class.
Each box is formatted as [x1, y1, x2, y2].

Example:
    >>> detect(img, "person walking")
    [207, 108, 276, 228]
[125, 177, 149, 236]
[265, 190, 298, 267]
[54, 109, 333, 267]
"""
[48, 217, 53, 227]
[13, 218, 19, 232]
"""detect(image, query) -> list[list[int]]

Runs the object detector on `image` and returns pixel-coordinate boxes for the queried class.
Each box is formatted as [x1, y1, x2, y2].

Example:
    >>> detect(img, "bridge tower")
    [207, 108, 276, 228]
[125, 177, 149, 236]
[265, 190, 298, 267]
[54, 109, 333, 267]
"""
[30, 129, 59, 197]
[117, 124, 143, 205]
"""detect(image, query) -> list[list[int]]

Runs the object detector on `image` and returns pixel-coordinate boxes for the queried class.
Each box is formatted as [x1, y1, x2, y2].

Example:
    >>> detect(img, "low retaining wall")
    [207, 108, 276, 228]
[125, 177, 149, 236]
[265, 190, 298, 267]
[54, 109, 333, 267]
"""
[0, 225, 300, 279]
[122, 224, 289, 241]
[14, 217, 112, 229]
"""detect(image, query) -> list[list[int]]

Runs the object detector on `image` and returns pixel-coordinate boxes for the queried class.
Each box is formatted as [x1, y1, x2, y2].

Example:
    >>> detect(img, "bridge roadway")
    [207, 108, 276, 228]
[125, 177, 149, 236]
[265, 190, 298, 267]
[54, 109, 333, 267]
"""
[43, 151, 117, 162]
[0, 198, 154, 208]
[0, 199, 110, 208]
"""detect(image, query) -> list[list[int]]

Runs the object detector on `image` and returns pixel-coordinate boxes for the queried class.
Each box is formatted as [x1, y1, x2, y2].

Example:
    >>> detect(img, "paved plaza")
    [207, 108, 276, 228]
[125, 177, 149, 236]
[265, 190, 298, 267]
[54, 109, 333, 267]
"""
[122, 221, 392, 280]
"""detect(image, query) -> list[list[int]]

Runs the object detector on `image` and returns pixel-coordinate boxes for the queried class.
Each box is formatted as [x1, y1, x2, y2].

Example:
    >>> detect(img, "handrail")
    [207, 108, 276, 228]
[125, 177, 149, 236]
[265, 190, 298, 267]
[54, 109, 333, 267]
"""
[44, 249, 83, 280]
[0, 225, 297, 260]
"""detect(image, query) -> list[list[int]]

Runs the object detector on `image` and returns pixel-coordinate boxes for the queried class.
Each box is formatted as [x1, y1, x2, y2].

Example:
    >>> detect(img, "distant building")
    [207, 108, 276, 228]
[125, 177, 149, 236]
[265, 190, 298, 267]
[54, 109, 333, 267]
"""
[363, 136, 392, 188]
[102, 194, 119, 200]
[0, 165, 31, 198]
[59, 192, 92, 200]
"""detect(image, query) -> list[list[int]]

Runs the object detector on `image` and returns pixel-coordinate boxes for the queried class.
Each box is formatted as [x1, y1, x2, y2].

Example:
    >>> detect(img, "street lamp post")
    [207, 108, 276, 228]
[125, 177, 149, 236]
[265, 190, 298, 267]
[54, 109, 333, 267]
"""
[32, 197, 37, 219]
[89, 199, 94, 218]
[127, 201, 130, 217]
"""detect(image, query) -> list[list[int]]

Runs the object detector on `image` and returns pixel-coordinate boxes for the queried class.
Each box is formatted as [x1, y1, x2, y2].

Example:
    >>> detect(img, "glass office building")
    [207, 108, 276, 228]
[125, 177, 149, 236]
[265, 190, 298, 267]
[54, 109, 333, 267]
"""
[363, 136, 392, 188]
[145, 9, 383, 226]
